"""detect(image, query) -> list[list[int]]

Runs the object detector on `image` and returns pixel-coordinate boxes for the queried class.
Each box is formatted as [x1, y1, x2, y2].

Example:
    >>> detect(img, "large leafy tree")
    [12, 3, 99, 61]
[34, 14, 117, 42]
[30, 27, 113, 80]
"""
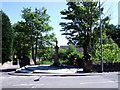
[13, 7, 56, 65]
[106, 24, 120, 48]
[60, 1, 110, 62]
[1, 11, 14, 64]
[13, 21, 31, 58]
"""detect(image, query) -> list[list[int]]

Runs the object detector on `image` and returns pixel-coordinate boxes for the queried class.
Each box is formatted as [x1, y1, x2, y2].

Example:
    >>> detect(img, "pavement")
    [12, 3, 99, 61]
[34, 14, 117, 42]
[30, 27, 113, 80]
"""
[1, 62, 119, 88]
[0, 62, 19, 72]
[8, 64, 86, 76]
[0, 62, 83, 74]
[1, 62, 119, 77]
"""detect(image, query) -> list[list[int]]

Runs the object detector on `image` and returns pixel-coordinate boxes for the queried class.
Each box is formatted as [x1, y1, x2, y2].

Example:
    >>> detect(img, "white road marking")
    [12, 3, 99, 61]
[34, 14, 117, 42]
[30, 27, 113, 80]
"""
[79, 81, 117, 84]
[13, 84, 34, 86]
[13, 83, 44, 87]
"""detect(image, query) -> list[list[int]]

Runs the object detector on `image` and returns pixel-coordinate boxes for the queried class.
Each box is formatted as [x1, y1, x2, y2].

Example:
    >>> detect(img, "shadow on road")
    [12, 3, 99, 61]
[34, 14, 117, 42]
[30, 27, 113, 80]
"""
[0, 68, 17, 72]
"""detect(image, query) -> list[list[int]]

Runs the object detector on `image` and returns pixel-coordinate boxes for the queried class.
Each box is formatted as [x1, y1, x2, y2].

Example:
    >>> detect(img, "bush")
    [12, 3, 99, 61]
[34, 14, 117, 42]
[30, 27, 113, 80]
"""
[59, 44, 84, 67]
[60, 59, 70, 64]
[68, 51, 84, 67]
[36, 60, 53, 65]
[93, 42, 120, 63]
[59, 48, 67, 61]
[37, 47, 54, 61]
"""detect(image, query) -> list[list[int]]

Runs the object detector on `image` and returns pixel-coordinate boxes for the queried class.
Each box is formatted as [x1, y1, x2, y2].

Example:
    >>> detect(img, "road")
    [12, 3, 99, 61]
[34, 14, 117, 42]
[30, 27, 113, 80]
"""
[0, 71, 119, 88]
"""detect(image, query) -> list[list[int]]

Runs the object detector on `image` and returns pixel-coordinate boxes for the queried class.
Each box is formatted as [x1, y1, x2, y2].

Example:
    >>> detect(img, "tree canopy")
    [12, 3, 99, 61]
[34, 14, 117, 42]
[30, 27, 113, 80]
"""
[1, 11, 14, 64]
[106, 24, 120, 48]
[60, 1, 120, 65]
[13, 7, 56, 64]
[60, 1, 109, 60]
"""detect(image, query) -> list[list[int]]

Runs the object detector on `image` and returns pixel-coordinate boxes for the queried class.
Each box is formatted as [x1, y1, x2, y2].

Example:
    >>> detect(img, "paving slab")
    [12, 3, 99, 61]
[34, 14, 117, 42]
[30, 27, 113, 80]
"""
[14, 65, 82, 73]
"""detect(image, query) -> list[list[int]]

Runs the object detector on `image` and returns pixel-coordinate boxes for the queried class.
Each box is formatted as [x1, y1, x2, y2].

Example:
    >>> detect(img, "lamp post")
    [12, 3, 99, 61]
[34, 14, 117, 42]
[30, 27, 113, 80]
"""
[99, 0, 103, 72]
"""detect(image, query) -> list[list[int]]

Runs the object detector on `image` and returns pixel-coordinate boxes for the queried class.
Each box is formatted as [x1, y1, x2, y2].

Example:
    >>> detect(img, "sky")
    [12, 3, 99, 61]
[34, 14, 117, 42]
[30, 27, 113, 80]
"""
[1, 1, 119, 46]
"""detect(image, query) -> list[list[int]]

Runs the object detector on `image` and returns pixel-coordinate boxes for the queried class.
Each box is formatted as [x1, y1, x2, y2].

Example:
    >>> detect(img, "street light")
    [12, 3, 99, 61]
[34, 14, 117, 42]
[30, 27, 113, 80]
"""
[99, 0, 103, 72]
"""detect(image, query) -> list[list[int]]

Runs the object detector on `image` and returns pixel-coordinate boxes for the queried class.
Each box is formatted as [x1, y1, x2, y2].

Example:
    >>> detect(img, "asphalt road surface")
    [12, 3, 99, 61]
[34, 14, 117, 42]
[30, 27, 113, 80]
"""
[1, 71, 119, 89]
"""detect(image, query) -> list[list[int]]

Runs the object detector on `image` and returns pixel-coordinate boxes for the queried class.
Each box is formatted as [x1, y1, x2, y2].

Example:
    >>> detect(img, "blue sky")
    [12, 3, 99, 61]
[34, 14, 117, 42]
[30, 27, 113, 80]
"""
[1, 1, 118, 46]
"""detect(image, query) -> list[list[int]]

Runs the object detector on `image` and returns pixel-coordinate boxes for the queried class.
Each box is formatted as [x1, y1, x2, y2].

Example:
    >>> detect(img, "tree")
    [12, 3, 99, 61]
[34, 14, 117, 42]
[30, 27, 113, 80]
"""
[1, 11, 14, 64]
[60, 2, 98, 57]
[60, 1, 111, 71]
[13, 7, 56, 65]
[13, 21, 31, 59]
[106, 24, 120, 48]
[60, 1, 105, 59]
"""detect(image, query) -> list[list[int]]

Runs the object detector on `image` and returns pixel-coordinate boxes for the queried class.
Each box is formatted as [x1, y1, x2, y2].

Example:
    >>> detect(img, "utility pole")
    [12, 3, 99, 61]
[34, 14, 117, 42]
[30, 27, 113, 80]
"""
[99, 0, 103, 72]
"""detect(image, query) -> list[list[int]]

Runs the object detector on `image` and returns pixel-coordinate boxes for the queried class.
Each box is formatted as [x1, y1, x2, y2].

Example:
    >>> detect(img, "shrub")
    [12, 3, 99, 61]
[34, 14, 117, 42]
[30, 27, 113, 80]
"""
[68, 51, 84, 67]
[36, 60, 53, 65]
[93, 42, 120, 63]
[59, 48, 67, 61]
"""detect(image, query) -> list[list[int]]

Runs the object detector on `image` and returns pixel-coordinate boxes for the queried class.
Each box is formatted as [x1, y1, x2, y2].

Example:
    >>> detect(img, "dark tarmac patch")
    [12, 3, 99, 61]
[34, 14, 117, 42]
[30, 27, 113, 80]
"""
[0, 68, 17, 72]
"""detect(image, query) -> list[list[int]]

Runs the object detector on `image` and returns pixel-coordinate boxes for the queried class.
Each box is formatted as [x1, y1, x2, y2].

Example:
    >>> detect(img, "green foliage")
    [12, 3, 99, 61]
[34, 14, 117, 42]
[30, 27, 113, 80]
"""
[13, 7, 56, 64]
[60, 59, 69, 64]
[59, 44, 77, 61]
[60, 1, 119, 66]
[13, 22, 31, 57]
[60, 1, 110, 62]
[93, 40, 120, 63]
[106, 24, 120, 48]
[59, 48, 67, 61]
[59, 44, 84, 66]
[37, 47, 54, 61]
[68, 50, 83, 66]
[60, 1, 101, 46]
[91, 22, 120, 63]
[36, 60, 53, 65]
[66, 44, 77, 54]
[1, 11, 14, 64]
[68, 51, 83, 60]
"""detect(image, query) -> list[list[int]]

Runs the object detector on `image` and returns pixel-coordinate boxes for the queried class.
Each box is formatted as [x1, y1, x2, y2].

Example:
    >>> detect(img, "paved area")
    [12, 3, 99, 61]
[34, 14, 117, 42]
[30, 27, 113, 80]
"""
[0, 62, 120, 89]
[1, 71, 119, 88]
[12, 64, 83, 74]
[0, 62, 19, 71]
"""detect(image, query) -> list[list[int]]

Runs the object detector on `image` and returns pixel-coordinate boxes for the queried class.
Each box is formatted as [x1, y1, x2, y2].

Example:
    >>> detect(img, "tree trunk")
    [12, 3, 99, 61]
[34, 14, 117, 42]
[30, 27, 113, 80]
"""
[83, 44, 88, 61]
[32, 44, 37, 65]
[83, 38, 92, 72]
[31, 35, 37, 65]
[35, 35, 38, 63]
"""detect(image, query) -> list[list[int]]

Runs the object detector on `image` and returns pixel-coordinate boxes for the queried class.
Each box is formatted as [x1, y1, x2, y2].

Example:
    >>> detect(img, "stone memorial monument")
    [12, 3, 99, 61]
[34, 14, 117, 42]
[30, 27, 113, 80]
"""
[52, 40, 60, 67]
